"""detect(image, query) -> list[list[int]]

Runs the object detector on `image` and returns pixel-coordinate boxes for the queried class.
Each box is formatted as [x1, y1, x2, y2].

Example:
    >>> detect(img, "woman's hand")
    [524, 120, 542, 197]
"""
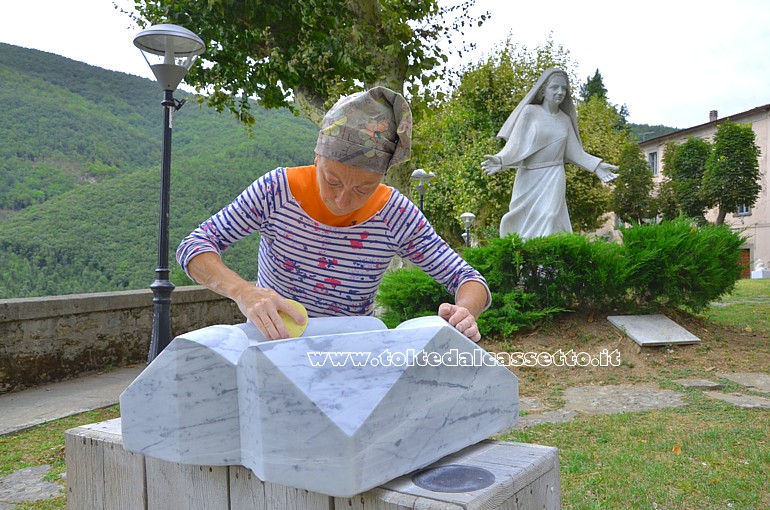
[231, 285, 307, 340]
[438, 303, 481, 343]
[186, 252, 306, 341]
[481, 155, 504, 176]
[595, 162, 619, 183]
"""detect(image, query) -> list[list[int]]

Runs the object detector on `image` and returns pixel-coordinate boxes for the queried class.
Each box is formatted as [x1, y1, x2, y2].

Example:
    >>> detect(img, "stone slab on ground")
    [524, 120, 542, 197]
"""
[704, 391, 770, 409]
[565, 384, 686, 415]
[716, 373, 770, 393]
[607, 315, 700, 347]
[519, 396, 547, 413]
[0, 465, 62, 505]
[515, 409, 577, 429]
[673, 379, 723, 391]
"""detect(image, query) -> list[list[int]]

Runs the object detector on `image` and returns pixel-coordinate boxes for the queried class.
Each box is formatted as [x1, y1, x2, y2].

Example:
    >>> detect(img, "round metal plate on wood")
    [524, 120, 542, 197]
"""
[411, 464, 495, 493]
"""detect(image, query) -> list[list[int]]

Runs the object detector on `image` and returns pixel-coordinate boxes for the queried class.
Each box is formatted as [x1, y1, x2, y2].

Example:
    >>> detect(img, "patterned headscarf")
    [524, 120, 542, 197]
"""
[315, 86, 412, 175]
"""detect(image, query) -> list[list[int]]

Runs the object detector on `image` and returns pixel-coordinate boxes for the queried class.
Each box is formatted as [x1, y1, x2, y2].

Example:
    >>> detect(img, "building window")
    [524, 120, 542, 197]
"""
[648, 152, 658, 176]
[736, 204, 751, 216]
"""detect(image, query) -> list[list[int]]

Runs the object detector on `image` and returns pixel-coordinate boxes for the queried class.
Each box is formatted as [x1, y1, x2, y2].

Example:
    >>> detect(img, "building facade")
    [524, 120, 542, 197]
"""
[639, 106, 770, 276]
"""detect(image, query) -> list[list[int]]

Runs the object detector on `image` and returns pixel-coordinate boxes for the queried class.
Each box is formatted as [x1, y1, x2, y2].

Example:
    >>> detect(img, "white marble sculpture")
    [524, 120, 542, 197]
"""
[120, 316, 518, 497]
[482, 67, 619, 239]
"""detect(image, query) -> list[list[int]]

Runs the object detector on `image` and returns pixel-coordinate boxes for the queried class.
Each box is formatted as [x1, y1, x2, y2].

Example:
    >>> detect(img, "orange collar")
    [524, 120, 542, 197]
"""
[286, 165, 392, 227]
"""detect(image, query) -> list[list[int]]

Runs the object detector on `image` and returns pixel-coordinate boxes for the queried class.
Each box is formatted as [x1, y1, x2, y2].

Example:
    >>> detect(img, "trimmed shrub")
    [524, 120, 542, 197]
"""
[621, 217, 745, 312]
[462, 235, 527, 294]
[376, 268, 451, 328]
[477, 290, 566, 337]
[519, 233, 631, 311]
[375, 219, 745, 336]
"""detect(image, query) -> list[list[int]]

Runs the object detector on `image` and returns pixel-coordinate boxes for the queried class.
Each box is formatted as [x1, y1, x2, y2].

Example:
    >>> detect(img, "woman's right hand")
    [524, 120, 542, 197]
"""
[186, 252, 306, 341]
[481, 155, 504, 175]
[231, 284, 307, 340]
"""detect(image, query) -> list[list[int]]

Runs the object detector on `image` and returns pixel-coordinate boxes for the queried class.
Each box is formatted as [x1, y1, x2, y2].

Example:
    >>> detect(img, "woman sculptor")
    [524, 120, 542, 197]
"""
[177, 87, 491, 342]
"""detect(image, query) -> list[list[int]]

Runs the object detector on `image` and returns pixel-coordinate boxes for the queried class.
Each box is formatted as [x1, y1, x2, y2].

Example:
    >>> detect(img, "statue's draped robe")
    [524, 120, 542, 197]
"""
[495, 105, 601, 239]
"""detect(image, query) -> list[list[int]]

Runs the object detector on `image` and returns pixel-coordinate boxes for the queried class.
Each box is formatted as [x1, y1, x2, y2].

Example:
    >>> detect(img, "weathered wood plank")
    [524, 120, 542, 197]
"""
[230, 466, 267, 510]
[66, 419, 147, 510]
[230, 465, 333, 510]
[65, 429, 105, 510]
[336, 488, 466, 509]
[145, 457, 229, 510]
[103, 438, 146, 509]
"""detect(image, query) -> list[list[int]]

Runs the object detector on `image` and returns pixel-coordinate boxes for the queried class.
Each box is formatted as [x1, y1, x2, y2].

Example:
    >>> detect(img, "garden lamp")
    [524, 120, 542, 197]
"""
[134, 24, 205, 362]
[460, 212, 476, 247]
[410, 168, 435, 211]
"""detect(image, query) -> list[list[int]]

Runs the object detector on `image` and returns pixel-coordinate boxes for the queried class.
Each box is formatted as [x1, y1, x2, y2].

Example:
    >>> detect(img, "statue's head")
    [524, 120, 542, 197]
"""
[535, 69, 570, 103]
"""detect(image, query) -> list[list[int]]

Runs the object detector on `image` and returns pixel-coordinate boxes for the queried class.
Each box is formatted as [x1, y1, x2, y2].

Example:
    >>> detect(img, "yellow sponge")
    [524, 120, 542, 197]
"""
[278, 299, 309, 338]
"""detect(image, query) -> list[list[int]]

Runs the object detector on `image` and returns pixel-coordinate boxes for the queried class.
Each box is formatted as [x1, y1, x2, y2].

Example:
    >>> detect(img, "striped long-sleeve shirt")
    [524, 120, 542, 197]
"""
[176, 167, 490, 318]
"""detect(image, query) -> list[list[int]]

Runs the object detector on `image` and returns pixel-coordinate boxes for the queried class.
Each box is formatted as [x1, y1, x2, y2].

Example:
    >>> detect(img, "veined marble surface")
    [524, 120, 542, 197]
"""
[120, 316, 518, 497]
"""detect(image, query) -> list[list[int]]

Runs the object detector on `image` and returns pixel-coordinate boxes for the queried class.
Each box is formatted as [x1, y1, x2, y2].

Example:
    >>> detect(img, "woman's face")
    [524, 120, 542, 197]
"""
[542, 74, 568, 105]
[315, 156, 383, 216]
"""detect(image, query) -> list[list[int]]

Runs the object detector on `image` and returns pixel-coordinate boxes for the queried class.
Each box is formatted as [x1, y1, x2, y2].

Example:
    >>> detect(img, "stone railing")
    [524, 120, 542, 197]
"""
[0, 287, 242, 394]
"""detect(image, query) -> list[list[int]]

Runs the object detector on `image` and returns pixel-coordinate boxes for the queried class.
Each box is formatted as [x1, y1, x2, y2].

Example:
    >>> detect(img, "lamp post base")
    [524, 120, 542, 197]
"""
[148, 279, 175, 362]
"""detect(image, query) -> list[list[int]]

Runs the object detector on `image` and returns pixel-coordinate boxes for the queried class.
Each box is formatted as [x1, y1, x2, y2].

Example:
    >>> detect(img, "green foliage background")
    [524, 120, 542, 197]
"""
[0, 43, 318, 298]
[0, 41, 680, 300]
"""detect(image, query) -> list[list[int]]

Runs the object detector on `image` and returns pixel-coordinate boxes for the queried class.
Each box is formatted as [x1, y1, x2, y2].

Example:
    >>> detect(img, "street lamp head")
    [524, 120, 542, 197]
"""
[410, 168, 435, 186]
[460, 212, 476, 227]
[134, 24, 205, 91]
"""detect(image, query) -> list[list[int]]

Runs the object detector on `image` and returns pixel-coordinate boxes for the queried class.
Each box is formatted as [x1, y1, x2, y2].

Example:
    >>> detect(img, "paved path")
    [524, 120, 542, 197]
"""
[0, 365, 145, 436]
[514, 372, 770, 430]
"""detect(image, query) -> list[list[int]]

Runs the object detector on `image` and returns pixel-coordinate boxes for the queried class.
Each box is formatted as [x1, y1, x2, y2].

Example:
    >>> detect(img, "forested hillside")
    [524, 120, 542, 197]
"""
[0, 44, 318, 298]
[628, 123, 678, 141]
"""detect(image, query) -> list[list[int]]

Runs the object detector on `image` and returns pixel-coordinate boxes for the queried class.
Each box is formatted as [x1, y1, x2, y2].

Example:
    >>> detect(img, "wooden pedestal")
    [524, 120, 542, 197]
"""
[65, 419, 559, 509]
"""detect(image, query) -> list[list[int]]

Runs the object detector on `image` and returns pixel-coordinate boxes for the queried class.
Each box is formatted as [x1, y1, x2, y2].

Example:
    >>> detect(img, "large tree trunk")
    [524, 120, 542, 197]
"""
[715, 207, 727, 226]
[294, 85, 326, 128]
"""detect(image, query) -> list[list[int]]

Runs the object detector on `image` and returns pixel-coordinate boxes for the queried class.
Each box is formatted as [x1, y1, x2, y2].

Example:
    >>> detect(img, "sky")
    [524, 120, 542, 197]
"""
[2, 0, 770, 129]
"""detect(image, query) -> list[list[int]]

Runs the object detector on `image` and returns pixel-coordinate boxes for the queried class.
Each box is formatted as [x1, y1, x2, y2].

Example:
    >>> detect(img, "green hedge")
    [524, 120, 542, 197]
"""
[376, 218, 745, 336]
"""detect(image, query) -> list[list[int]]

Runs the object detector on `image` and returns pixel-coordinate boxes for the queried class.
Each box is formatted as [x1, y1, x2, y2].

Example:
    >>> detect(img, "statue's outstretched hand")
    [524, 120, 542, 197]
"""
[596, 162, 619, 183]
[482, 155, 504, 175]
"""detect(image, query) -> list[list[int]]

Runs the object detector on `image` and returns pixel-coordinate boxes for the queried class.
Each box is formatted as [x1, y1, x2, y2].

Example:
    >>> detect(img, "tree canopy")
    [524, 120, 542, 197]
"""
[661, 122, 761, 226]
[612, 141, 656, 224]
[127, 0, 487, 192]
[662, 137, 712, 224]
[579, 69, 607, 102]
[128, 0, 486, 124]
[702, 120, 762, 225]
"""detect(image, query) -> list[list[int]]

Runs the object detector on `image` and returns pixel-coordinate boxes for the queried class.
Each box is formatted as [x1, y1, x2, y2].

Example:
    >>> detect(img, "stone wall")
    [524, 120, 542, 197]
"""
[0, 286, 242, 394]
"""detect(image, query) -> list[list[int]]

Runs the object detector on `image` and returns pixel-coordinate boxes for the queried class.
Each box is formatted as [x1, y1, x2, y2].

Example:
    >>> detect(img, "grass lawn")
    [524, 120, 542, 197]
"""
[0, 406, 120, 509]
[501, 391, 770, 509]
[698, 278, 770, 335]
[1, 279, 768, 509]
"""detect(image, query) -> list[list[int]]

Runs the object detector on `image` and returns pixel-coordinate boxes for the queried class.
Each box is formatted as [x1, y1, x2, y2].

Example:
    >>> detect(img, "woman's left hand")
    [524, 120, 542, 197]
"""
[438, 303, 481, 343]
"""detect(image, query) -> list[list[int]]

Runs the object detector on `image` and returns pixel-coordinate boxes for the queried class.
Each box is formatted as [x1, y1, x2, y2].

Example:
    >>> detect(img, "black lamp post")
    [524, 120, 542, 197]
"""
[410, 168, 435, 211]
[134, 24, 205, 362]
[460, 212, 476, 247]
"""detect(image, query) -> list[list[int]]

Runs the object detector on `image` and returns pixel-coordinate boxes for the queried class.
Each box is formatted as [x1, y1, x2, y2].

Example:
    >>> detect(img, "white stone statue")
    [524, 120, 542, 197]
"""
[482, 68, 619, 239]
[755, 259, 765, 271]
